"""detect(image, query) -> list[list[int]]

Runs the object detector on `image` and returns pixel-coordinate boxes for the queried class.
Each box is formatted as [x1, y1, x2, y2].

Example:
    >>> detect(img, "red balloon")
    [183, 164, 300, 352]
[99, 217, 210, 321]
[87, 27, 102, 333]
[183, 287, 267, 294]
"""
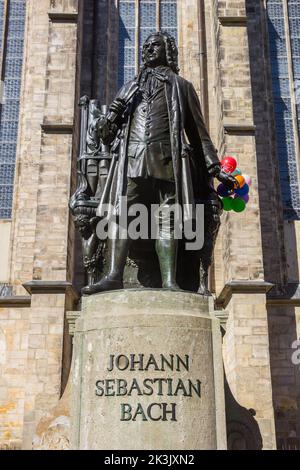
[221, 156, 237, 174]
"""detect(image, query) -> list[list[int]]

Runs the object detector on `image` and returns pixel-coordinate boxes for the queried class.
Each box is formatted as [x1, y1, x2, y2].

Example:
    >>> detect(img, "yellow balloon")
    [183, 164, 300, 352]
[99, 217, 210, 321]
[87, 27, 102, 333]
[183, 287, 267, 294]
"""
[234, 175, 245, 188]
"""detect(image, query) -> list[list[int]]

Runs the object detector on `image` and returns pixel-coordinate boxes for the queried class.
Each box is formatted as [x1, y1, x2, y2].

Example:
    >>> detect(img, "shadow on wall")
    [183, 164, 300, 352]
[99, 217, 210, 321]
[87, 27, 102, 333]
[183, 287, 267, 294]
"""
[224, 372, 263, 450]
[267, 303, 300, 449]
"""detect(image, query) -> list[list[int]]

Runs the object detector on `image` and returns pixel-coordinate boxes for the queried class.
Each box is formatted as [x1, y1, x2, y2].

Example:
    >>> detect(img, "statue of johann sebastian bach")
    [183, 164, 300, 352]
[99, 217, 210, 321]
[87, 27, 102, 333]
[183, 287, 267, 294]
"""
[82, 32, 235, 295]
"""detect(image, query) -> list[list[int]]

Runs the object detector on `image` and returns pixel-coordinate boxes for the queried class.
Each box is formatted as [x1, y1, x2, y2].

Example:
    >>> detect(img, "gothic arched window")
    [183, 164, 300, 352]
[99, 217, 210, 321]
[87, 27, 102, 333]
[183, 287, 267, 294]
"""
[267, 0, 300, 220]
[118, 0, 178, 88]
[0, 0, 26, 219]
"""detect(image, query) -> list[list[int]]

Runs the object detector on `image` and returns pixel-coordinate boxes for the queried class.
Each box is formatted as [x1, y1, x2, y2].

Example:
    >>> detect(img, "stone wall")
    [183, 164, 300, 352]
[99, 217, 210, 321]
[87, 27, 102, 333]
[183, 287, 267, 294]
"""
[212, 0, 265, 288]
[10, 0, 77, 291]
[205, 0, 277, 449]
[0, 305, 30, 449]
[21, 292, 67, 449]
[0, 0, 78, 449]
[245, 0, 300, 444]
[178, 0, 202, 98]
[0, 221, 11, 283]
[246, 0, 287, 286]
[223, 294, 276, 449]
[267, 304, 300, 444]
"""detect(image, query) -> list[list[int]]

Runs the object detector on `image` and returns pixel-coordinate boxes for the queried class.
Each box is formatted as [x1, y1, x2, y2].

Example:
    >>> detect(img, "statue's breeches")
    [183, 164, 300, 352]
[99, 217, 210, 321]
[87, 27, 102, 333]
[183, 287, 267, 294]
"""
[127, 177, 176, 238]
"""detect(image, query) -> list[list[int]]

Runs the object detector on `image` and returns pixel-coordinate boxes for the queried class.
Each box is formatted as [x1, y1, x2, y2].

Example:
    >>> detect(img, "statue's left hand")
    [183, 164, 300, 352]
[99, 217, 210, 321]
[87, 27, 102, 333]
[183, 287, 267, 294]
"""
[216, 169, 238, 191]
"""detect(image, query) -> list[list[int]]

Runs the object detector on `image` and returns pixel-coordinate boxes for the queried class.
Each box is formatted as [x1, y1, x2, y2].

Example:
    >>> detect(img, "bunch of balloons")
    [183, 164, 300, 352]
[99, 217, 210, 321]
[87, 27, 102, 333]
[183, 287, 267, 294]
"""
[216, 156, 252, 213]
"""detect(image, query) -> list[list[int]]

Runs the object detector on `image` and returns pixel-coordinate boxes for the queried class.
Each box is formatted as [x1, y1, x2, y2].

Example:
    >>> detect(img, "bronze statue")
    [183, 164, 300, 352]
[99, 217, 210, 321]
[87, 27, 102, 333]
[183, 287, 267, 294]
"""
[70, 32, 235, 296]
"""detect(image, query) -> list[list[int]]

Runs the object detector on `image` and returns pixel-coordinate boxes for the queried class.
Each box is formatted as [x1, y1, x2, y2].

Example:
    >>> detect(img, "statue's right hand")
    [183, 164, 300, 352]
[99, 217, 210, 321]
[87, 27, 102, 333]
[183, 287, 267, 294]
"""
[95, 116, 109, 140]
[216, 169, 238, 191]
[96, 116, 118, 143]
[109, 98, 127, 118]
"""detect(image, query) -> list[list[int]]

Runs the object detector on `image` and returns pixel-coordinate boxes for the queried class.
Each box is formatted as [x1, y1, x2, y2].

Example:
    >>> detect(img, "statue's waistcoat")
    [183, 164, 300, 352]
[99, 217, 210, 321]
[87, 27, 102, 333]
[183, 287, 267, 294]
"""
[127, 77, 174, 182]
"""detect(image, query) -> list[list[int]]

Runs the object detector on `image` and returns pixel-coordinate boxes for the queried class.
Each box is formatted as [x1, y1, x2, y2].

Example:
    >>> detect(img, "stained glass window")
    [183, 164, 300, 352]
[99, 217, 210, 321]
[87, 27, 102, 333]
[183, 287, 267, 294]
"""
[0, 0, 26, 219]
[139, 1, 157, 63]
[288, 1, 300, 138]
[0, 1, 4, 53]
[160, 0, 177, 39]
[267, 0, 300, 220]
[118, 0, 178, 88]
[118, 0, 136, 88]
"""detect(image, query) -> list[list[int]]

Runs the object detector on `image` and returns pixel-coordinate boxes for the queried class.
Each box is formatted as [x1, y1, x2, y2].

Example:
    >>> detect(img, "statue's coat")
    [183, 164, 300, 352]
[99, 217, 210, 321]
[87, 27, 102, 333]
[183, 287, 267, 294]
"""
[98, 69, 220, 220]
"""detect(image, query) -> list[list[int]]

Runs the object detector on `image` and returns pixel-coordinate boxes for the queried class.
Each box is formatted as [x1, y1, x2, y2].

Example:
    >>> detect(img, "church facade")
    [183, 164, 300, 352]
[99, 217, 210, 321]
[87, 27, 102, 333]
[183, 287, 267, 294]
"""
[0, 0, 299, 450]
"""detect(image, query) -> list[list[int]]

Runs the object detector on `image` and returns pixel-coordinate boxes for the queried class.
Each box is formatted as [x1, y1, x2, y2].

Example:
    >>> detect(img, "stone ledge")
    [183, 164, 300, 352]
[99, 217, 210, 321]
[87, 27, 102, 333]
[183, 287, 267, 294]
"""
[23, 281, 79, 300]
[224, 124, 256, 135]
[214, 310, 229, 331]
[41, 123, 74, 134]
[267, 282, 300, 306]
[0, 296, 31, 308]
[48, 12, 78, 23]
[218, 16, 247, 27]
[81, 289, 210, 318]
[215, 281, 274, 309]
[66, 310, 81, 336]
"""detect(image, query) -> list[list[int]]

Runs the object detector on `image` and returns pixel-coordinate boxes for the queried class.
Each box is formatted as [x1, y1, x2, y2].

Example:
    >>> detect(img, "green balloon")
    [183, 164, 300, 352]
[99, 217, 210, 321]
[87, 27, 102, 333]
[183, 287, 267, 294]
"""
[232, 197, 246, 213]
[222, 197, 233, 211]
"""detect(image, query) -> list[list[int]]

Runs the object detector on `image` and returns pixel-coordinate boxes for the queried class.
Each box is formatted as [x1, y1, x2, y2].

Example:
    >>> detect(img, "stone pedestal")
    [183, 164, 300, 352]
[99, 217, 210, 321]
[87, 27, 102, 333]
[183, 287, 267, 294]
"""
[71, 290, 227, 450]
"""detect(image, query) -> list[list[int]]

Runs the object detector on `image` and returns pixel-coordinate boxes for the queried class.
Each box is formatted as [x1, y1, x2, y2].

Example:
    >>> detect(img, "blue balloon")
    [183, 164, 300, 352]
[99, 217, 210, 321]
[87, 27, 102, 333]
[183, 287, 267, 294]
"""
[235, 183, 249, 197]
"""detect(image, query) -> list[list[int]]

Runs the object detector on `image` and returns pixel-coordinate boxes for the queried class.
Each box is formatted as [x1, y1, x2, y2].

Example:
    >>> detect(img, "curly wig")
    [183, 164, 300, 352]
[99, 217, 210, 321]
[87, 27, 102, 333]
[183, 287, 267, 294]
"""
[142, 31, 179, 74]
